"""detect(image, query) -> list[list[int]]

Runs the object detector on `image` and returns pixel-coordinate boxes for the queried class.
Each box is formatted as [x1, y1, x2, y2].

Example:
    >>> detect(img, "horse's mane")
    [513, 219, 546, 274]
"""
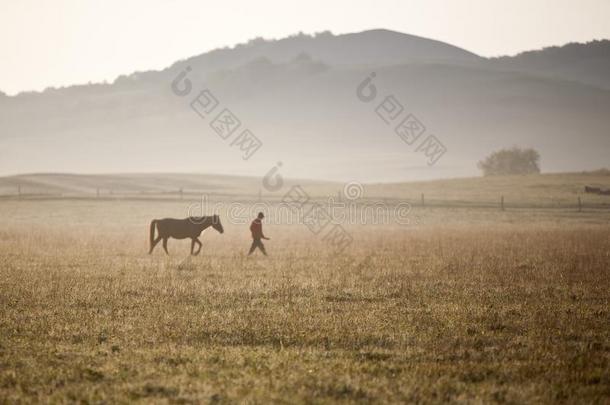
[189, 216, 214, 224]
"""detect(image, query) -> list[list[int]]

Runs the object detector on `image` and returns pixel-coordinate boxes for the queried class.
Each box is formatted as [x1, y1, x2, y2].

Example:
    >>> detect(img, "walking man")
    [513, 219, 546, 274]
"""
[248, 212, 269, 256]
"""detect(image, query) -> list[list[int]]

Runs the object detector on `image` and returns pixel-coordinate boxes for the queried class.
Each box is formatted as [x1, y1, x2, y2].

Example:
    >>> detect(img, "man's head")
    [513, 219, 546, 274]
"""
[257, 212, 265, 220]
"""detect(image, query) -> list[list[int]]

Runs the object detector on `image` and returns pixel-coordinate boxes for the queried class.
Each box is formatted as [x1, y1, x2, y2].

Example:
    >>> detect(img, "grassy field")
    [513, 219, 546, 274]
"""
[0, 176, 609, 403]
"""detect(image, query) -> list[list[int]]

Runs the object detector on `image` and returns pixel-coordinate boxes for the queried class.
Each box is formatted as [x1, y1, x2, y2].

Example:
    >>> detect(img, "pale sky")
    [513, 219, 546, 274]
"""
[1, 0, 609, 95]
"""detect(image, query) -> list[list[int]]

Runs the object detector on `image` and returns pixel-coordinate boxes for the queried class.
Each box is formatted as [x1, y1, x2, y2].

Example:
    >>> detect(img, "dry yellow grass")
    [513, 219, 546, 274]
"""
[0, 199, 609, 403]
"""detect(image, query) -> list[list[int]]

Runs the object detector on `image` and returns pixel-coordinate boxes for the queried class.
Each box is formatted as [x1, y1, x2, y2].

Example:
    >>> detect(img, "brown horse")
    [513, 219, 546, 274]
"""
[149, 216, 224, 255]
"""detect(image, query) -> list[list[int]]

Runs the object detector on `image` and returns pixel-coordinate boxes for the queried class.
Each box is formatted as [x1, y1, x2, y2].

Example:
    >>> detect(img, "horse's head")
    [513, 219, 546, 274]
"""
[211, 214, 224, 234]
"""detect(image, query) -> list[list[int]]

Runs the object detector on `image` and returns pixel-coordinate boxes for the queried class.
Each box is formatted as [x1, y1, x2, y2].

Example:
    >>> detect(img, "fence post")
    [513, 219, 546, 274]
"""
[17, 184, 21, 199]
[179, 188, 183, 200]
[421, 193, 425, 207]
[500, 195, 505, 211]
[578, 196, 582, 212]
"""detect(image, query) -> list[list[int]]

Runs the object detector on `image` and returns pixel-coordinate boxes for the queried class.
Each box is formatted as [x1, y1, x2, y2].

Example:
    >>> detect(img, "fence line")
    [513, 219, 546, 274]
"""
[1, 189, 609, 211]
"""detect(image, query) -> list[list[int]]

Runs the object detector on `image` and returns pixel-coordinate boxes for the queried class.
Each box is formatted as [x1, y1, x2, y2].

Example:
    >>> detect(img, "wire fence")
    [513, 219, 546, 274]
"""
[1, 186, 610, 211]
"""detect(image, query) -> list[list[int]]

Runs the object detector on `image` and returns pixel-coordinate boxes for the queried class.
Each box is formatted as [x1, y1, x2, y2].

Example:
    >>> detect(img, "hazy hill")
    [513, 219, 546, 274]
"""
[168, 29, 480, 72]
[1, 30, 609, 182]
[492, 40, 610, 89]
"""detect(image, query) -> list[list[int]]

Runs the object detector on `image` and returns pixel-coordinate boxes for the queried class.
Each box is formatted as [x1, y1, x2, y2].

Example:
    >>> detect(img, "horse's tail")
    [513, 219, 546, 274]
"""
[149, 220, 157, 251]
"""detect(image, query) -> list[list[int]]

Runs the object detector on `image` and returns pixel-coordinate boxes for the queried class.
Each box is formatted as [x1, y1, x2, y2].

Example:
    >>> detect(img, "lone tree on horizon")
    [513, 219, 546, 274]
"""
[478, 147, 541, 176]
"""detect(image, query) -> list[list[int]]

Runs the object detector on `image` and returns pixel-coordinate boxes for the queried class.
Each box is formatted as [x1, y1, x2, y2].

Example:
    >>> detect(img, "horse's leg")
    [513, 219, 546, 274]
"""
[190, 238, 196, 256]
[149, 236, 162, 254]
[194, 238, 202, 256]
[162, 238, 169, 255]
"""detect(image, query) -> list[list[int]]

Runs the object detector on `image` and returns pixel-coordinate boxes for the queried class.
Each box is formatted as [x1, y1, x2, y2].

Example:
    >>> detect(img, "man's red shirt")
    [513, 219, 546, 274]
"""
[250, 219, 263, 239]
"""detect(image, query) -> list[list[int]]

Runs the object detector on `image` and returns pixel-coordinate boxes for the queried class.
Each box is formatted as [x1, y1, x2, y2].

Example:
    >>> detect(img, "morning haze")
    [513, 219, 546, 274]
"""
[1, 2, 609, 403]
[1, 28, 609, 181]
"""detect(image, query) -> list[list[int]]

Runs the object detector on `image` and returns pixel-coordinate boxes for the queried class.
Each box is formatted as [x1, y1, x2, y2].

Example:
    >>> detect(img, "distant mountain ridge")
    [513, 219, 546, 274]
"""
[491, 39, 610, 89]
[168, 29, 481, 74]
[3, 30, 609, 97]
[1, 29, 609, 182]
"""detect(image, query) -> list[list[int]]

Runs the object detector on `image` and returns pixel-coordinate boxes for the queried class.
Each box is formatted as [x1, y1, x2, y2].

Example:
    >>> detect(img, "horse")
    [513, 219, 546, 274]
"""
[149, 215, 224, 255]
